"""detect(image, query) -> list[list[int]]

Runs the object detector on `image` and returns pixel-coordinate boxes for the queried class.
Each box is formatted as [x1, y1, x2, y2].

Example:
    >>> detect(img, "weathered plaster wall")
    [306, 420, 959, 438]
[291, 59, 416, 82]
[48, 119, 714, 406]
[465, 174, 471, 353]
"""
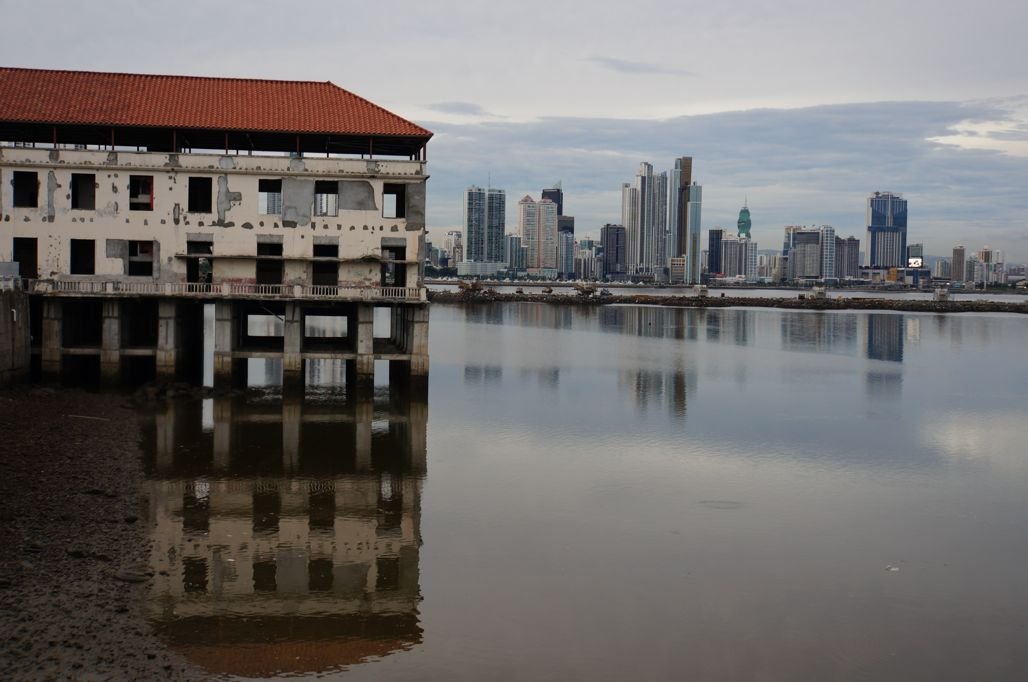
[0, 148, 427, 287]
[0, 289, 30, 386]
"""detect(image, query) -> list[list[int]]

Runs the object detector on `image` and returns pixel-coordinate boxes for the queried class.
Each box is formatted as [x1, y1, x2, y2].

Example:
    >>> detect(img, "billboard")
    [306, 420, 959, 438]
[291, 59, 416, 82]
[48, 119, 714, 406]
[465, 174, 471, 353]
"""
[907, 257, 923, 268]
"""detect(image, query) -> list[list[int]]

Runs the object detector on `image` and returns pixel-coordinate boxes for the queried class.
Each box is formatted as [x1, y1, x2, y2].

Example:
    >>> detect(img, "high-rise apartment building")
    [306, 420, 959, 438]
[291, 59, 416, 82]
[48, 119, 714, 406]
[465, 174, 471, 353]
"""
[686, 183, 703, 284]
[865, 191, 908, 268]
[600, 224, 627, 280]
[557, 231, 575, 279]
[463, 186, 505, 263]
[623, 162, 667, 273]
[834, 236, 860, 279]
[504, 234, 526, 273]
[952, 245, 966, 282]
[719, 235, 748, 278]
[820, 225, 836, 278]
[668, 157, 692, 260]
[518, 195, 558, 276]
[788, 229, 822, 279]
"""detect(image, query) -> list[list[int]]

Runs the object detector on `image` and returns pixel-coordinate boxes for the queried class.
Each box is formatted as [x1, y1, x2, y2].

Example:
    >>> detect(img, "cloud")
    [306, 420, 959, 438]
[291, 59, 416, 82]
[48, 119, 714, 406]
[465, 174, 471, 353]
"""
[587, 56, 697, 78]
[426, 101, 503, 118]
[425, 100, 1028, 260]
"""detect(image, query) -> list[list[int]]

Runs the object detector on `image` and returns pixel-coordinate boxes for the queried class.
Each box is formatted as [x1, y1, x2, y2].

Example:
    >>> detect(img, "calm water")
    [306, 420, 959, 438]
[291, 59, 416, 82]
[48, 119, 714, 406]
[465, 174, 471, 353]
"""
[144, 304, 1028, 680]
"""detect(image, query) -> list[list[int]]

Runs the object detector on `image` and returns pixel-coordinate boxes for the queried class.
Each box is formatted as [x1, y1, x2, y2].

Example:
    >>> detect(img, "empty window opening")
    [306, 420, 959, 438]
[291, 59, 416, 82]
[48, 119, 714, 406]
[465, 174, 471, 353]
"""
[256, 242, 283, 286]
[13, 237, 37, 279]
[314, 181, 338, 216]
[256, 242, 283, 257]
[258, 179, 282, 215]
[186, 241, 213, 285]
[12, 171, 38, 208]
[312, 262, 338, 286]
[128, 240, 154, 277]
[383, 183, 406, 219]
[188, 177, 213, 213]
[313, 243, 338, 258]
[70, 239, 95, 275]
[70, 173, 96, 210]
[129, 175, 154, 211]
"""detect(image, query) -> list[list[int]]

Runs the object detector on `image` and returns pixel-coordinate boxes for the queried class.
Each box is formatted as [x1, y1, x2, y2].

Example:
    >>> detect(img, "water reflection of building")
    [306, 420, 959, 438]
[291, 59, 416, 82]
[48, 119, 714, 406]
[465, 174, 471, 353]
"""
[598, 306, 689, 339]
[142, 393, 426, 678]
[780, 312, 858, 355]
[866, 314, 904, 363]
[619, 364, 694, 421]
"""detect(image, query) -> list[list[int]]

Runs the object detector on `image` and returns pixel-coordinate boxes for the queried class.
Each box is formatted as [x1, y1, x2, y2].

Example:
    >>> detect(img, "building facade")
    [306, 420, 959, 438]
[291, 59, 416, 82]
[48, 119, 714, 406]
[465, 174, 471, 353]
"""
[600, 223, 626, 280]
[0, 67, 432, 387]
[865, 191, 908, 268]
[463, 186, 505, 264]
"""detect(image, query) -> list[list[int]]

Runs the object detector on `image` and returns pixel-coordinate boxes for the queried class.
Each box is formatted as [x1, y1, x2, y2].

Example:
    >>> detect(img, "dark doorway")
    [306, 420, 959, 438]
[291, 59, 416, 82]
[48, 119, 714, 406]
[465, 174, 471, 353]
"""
[256, 242, 283, 285]
[312, 243, 338, 286]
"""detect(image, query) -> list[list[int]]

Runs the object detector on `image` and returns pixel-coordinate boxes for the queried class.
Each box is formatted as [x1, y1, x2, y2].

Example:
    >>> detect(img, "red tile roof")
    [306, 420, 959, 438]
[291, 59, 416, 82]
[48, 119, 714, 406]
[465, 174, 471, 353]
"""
[0, 67, 431, 139]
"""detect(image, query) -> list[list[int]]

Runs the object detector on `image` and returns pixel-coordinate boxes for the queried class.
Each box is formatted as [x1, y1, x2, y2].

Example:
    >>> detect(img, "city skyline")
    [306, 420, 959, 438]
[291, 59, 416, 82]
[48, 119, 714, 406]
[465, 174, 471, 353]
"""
[4, 2, 1025, 260]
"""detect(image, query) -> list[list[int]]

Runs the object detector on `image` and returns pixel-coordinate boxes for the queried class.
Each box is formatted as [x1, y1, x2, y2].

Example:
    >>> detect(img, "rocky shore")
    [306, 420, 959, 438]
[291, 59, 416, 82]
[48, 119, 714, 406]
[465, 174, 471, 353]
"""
[0, 387, 199, 681]
[428, 289, 1028, 314]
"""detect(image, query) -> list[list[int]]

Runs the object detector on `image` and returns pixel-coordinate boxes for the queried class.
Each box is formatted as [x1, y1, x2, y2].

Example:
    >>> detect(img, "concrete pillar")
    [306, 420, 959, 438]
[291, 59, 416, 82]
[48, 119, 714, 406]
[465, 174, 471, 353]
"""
[354, 396, 373, 473]
[282, 302, 303, 390]
[100, 299, 121, 384]
[213, 397, 233, 472]
[156, 299, 178, 381]
[41, 299, 62, 381]
[352, 303, 375, 387]
[409, 304, 430, 379]
[282, 396, 302, 473]
[213, 301, 235, 388]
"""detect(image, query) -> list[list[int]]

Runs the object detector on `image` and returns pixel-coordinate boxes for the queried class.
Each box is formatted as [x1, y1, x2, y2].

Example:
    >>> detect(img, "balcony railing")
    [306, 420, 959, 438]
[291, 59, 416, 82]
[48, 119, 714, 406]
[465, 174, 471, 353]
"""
[25, 279, 426, 302]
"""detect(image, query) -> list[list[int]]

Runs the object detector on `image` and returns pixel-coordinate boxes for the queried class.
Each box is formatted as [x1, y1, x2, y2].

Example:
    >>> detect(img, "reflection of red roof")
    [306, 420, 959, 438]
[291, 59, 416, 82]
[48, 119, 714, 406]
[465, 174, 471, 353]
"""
[0, 67, 431, 138]
[157, 612, 421, 677]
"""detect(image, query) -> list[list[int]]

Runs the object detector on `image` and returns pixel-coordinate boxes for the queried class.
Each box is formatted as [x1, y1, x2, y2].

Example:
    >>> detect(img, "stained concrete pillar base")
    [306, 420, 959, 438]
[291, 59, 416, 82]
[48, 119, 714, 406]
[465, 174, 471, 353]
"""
[41, 299, 63, 382]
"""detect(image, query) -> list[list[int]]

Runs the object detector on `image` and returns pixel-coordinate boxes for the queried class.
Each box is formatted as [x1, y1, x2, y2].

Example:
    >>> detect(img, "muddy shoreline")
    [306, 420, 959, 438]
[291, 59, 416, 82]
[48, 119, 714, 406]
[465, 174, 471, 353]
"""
[428, 290, 1028, 313]
[0, 386, 199, 681]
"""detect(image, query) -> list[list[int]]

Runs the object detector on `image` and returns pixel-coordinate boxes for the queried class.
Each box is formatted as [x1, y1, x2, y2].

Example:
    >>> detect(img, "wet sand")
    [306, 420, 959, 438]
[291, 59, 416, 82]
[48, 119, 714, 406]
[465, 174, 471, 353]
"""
[0, 387, 199, 681]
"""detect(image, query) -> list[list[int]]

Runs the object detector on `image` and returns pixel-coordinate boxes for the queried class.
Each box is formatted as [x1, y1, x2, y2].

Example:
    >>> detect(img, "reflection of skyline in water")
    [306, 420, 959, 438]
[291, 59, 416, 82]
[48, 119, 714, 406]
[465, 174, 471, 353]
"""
[141, 391, 427, 678]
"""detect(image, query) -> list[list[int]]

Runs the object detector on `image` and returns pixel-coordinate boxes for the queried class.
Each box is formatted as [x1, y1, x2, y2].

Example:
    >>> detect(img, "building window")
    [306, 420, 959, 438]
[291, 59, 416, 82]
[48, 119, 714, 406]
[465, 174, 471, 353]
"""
[12, 171, 38, 208]
[188, 177, 212, 213]
[314, 181, 338, 216]
[128, 175, 153, 211]
[128, 240, 154, 277]
[383, 183, 405, 219]
[70, 173, 96, 210]
[312, 243, 339, 286]
[70, 239, 95, 275]
[258, 179, 282, 215]
[256, 242, 283, 285]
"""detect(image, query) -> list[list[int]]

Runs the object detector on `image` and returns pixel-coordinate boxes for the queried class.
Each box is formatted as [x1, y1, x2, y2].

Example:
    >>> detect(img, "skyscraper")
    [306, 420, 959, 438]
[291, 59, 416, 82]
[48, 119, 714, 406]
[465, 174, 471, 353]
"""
[835, 236, 860, 279]
[707, 228, 724, 275]
[557, 231, 575, 279]
[463, 186, 505, 263]
[788, 229, 822, 279]
[541, 184, 563, 216]
[952, 245, 966, 282]
[600, 223, 627, 280]
[668, 156, 692, 260]
[737, 203, 751, 238]
[518, 195, 558, 275]
[623, 162, 667, 273]
[865, 191, 908, 268]
[820, 225, 836, 278]
[686, 183, 703, 284]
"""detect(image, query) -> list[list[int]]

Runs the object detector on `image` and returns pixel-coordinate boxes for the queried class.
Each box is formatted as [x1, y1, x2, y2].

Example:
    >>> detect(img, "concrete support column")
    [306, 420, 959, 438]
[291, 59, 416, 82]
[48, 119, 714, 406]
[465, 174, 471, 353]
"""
[354, 396, 373, 473]
[409, 304, 430, 379]
[156, 299, 178, 381]
[213, 301, 236, 388]
[282, 396, 301, 474]
[41, 299, 62, 382]
[283, 302, 304, 390]
[100, 299, 121, 384]
[352, 303, 375, 387]
[213, 397, 233, 472]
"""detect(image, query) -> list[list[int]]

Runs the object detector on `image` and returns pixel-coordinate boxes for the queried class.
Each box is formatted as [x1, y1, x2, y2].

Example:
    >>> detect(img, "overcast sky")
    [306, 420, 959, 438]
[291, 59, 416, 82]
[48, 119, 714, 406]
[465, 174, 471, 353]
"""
[2, 0, 1026, 258]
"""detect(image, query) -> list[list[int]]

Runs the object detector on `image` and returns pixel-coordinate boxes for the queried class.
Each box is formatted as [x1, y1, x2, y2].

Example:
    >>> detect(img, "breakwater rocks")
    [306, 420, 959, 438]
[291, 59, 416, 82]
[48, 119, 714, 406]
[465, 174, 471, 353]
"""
[428, 290, 1028, 314]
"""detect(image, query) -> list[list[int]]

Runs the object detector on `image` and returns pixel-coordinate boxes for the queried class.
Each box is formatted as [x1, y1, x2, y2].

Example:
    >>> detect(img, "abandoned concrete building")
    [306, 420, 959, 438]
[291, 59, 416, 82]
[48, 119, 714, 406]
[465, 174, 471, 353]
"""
[0, 67, 432, 387]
